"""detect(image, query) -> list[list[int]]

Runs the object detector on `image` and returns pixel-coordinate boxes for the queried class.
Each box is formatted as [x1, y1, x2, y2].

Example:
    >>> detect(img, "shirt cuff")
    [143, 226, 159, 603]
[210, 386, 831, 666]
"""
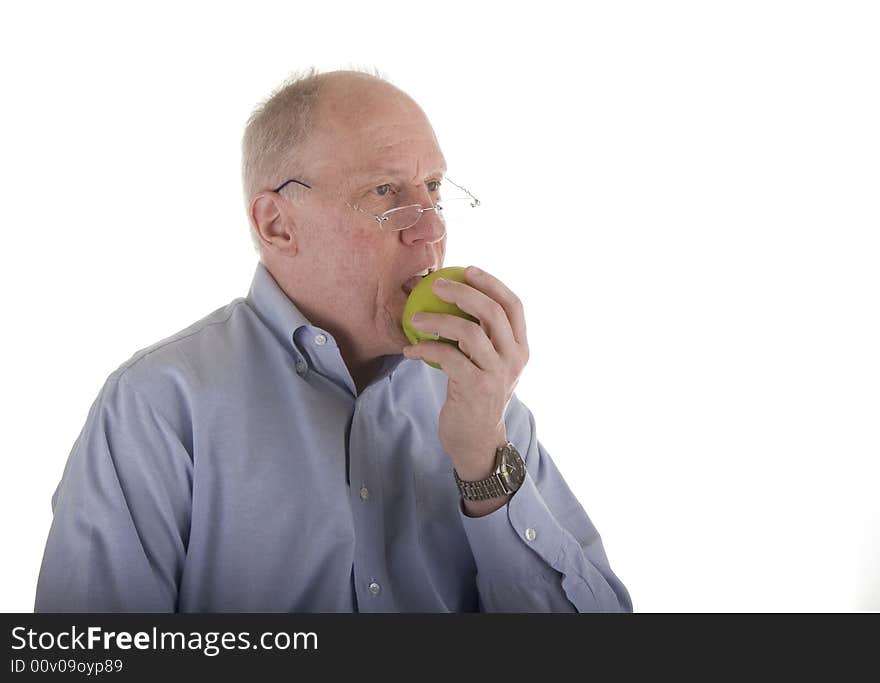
[459, 470, 566, 579]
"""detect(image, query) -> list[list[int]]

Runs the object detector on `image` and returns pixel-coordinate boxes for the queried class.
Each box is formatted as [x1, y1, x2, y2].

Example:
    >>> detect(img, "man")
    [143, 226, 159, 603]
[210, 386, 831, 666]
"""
[35, 69, 631, 612]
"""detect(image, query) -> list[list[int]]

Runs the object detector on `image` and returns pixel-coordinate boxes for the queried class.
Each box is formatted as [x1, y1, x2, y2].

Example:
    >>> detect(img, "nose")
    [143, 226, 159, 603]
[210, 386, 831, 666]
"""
[400, 207, 446, 245]
[400, 187, 446, 245]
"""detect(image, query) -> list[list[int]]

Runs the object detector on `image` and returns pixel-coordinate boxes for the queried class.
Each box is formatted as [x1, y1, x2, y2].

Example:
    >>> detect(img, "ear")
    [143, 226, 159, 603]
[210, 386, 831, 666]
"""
[250, 191, 299, 257]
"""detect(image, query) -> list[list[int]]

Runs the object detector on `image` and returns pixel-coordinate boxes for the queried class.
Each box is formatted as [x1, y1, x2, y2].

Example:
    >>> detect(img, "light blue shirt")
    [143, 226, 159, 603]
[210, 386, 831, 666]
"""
[35, 263, 631, 612]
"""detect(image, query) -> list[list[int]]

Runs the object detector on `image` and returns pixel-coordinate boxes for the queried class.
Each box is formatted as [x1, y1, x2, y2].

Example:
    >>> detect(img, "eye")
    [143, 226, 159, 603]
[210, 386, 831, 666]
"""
[426, 180, 442, 192]
[375, 183, 395, 197]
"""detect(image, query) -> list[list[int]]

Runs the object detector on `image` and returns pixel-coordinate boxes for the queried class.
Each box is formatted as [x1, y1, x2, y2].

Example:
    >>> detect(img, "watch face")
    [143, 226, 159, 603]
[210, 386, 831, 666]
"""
[499, 445, 526, 491]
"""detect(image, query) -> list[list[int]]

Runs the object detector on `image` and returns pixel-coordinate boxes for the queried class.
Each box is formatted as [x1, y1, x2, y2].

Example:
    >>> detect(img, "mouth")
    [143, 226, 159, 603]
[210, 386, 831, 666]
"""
[401, 265, 437, 297]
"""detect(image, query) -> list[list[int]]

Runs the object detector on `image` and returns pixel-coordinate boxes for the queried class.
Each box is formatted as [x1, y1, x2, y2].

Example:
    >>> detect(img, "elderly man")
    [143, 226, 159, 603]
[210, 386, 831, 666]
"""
[35, 69, 631, 612]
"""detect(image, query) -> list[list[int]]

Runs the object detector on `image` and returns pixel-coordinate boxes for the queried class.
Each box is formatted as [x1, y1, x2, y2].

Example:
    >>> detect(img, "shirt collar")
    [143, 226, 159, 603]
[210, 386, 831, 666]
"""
[246, 262, 408, 385]
[246, 262, 311, 349]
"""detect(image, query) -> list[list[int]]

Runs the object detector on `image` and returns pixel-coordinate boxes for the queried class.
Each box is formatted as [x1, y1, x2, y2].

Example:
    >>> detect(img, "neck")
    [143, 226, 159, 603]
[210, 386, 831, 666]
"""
[299, 301, 387, 393]
[265, 261, 387, 395]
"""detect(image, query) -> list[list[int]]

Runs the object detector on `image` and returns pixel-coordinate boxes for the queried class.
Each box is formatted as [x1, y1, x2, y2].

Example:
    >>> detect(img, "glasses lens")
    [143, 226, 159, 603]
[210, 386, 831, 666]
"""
[372, 180, 480, 230]
[382, 205, 424, 231]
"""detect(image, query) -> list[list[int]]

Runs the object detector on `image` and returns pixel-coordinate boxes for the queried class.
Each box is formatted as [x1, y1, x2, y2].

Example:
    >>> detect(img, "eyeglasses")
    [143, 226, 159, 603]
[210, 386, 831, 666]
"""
[272, 176, 481, 232]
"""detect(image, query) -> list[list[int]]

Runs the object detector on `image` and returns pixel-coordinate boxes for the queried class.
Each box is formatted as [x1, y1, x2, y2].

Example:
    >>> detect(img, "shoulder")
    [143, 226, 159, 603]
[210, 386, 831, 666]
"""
[102, 297, 258, 419]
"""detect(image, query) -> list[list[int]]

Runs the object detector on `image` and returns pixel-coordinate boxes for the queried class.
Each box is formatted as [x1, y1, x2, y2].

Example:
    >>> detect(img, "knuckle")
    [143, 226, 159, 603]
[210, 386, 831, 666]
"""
[463, 319, 482, 340]
[489, 301, 505, 320]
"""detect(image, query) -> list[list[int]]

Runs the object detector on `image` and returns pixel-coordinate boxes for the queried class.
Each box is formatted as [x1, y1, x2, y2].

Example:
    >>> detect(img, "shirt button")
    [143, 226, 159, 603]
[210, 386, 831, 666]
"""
[359, 486, 370, 501]
[314, 333, 327, 346]
[295, 360, 307, 374]
[368, 582, 381, 596]
[525, 527, 537, 542]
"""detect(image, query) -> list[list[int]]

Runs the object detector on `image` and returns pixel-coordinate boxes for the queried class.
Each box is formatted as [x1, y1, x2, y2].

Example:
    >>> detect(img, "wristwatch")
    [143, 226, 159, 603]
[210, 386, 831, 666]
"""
[453, 442, 526, 501]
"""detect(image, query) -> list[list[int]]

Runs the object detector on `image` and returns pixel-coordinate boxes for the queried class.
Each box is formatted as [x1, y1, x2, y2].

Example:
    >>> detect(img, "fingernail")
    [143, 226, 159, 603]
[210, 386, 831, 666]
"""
[468, 266, 481, 276]
[410, 313, 423, 324]
[433, 277, 448, 287]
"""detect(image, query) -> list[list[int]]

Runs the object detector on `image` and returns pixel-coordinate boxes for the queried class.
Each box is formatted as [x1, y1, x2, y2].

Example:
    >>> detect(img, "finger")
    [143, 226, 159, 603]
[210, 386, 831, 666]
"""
[404, 339, 480, 378]
[430, 277, 518, 359]
[463, 266, 528, 348]
[407, 312, 499, 371]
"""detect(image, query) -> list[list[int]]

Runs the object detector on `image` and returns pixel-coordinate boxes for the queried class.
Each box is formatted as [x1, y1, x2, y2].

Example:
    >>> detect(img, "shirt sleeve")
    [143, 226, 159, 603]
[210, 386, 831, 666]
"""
[459, 396, 632, 613]
[34, 374, 192, 612]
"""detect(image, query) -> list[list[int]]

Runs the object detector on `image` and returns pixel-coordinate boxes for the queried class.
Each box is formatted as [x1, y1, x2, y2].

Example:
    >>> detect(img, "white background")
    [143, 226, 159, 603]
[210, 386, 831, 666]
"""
[1, 1, 877, 612]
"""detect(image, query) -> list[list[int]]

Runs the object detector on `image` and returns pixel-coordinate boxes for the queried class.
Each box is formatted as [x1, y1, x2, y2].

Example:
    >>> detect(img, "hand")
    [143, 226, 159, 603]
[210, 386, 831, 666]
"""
[403, 266, 529, 480]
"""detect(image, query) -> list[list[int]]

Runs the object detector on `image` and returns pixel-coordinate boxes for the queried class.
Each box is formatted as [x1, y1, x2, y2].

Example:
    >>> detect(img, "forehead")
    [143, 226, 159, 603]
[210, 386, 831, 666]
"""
[307, 81, 446, 186]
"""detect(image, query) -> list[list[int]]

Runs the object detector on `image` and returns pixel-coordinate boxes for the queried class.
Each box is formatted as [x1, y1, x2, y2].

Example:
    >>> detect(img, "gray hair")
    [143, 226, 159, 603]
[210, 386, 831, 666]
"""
[240, 66, 387, 254]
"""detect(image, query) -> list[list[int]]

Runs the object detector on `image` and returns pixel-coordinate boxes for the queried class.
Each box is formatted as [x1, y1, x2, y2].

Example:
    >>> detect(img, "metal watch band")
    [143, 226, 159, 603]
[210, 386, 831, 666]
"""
[453, 468, 509, 501]
[453, 443, 520, 501]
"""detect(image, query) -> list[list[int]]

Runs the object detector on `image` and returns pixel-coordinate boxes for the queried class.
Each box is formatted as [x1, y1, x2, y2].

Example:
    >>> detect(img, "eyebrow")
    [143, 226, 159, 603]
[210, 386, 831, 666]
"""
[350, 167, 447, 183]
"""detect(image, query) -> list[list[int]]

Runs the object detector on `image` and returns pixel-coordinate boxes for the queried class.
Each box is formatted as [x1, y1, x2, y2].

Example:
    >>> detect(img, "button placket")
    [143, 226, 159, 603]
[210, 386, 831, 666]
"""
[348, 391, 392, 609]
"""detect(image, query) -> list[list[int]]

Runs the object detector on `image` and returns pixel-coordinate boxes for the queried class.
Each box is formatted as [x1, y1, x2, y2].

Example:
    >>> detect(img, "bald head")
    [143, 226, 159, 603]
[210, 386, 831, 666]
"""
[302, 73, 439, 190]
[241, 69, 434, 253]
[313, 70, 424, 125]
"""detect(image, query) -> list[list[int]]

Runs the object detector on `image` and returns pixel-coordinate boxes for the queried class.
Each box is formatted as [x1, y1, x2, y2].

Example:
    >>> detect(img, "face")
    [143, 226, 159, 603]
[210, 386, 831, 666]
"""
[286, 78, 448, 359]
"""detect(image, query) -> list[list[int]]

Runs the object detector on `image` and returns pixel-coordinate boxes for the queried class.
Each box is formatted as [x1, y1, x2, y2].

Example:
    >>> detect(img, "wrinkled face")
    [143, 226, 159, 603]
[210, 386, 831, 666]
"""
[291, 80, 448, 357]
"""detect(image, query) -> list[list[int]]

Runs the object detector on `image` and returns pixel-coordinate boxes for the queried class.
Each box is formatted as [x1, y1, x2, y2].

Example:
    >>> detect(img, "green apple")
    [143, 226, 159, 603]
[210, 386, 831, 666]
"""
[402, 266, 478, 370]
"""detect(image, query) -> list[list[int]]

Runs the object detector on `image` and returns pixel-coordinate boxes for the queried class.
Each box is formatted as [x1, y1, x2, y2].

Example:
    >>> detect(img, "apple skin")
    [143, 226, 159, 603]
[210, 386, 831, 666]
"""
[402, 266, 478, 370]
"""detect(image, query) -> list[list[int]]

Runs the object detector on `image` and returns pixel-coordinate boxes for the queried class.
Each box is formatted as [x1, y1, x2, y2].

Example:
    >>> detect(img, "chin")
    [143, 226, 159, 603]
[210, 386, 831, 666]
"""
[380, 298, 411, 354]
